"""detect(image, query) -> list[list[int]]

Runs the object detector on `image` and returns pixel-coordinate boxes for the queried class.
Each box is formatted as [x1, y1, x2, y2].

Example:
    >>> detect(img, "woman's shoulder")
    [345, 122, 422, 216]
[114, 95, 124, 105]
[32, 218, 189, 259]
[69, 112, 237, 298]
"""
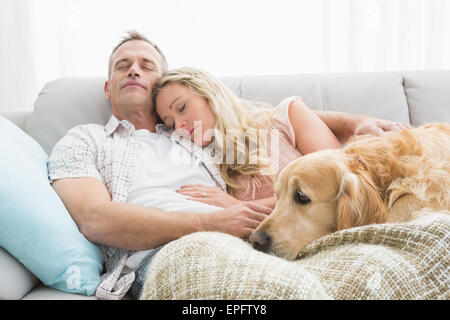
[273, 96, 304, 115]
[270, 96, 304, 128]
[267, 96, 305, 148]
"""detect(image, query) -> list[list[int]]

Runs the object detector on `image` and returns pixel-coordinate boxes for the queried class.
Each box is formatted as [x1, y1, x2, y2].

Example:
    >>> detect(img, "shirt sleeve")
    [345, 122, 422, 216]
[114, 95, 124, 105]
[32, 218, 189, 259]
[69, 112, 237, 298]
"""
[271, 96, 304, 147]
[47, 125, 103, 183]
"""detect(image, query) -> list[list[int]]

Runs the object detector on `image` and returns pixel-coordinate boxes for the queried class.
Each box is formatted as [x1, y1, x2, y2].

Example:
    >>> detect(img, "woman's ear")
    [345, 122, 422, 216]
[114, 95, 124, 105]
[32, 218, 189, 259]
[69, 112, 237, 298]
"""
[336, 170, 387, 230]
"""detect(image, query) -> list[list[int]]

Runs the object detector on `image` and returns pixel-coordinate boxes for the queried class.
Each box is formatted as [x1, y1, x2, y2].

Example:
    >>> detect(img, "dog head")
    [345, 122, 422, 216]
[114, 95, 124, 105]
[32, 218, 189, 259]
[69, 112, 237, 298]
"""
[249, 149, 387, 260]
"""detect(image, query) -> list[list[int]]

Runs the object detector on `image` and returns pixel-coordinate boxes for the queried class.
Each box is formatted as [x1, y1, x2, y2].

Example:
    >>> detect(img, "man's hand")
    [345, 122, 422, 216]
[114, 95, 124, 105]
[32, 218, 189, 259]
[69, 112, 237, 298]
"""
[204, 202, 272, 239]
[177, 184, 241, 208]
[353, 116, 411, 137]
[316, 110, 412, 144]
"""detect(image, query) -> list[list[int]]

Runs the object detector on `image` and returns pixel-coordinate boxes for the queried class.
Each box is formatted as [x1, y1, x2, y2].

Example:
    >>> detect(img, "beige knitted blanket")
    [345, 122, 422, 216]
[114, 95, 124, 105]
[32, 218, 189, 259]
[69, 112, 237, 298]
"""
[140, 210, 449, 300]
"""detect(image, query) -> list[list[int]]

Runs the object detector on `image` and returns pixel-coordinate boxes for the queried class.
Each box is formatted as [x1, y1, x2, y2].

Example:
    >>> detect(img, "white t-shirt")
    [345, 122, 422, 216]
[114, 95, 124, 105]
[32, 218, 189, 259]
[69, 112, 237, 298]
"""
[126, 129, 222, 270]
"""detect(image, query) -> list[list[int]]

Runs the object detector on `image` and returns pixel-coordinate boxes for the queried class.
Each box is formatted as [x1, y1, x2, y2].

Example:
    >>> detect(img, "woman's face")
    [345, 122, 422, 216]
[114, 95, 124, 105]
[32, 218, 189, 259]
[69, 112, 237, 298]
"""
[155, 82, 216, 147]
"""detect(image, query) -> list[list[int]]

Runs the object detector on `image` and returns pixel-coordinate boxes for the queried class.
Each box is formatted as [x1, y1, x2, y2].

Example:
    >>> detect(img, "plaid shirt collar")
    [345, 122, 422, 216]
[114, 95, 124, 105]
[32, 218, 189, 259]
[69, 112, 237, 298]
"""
[105, 115, 135, 137]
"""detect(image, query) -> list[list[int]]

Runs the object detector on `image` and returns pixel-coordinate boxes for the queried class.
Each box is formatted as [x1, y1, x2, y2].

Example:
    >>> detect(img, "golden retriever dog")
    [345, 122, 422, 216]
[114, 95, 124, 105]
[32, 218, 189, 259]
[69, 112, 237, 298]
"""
[249, 123, 450, 260]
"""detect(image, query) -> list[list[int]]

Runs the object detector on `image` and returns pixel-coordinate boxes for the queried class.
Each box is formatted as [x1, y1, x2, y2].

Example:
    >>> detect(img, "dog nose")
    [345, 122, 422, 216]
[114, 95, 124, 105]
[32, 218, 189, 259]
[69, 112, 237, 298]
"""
[249, 231, 271, 253]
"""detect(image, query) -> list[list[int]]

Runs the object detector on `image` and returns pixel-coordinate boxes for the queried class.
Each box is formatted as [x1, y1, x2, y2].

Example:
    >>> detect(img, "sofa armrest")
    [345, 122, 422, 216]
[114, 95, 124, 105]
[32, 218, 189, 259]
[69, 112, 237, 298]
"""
[0, 109, 32, 130]
[0, 246, 40, 300]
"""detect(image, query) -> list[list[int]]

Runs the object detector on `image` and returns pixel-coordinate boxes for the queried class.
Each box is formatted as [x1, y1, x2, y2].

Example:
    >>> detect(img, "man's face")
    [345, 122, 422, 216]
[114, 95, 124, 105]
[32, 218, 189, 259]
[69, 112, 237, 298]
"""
[105, 40, 164, 116]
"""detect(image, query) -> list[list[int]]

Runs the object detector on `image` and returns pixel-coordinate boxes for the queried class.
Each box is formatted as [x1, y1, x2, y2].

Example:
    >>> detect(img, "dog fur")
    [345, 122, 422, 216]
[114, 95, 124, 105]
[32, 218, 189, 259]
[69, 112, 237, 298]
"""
[250, 123, 450, 260]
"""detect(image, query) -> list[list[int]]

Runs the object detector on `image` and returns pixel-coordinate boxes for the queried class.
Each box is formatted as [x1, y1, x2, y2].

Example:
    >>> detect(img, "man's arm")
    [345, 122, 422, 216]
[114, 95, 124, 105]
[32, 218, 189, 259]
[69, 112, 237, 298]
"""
[315, 110, 410, 144]
[52, 177, 271, 251]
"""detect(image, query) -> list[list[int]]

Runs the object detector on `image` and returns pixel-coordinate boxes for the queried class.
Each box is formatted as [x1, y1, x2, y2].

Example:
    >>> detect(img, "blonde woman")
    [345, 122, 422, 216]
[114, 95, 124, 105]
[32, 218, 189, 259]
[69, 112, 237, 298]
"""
[152, 67, 341, 209]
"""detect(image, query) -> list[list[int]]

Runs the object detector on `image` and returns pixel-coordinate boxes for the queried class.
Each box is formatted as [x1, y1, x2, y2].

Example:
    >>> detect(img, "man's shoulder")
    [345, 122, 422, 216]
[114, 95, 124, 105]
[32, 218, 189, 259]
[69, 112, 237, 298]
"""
[68, 122, 106, 132]
[64, 123, 107, 138]
[54, 123, 108, 150]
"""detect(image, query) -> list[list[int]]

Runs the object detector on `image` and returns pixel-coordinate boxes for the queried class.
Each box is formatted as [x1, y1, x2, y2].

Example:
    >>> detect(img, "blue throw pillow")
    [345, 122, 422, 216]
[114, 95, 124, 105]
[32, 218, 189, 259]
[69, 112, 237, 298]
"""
[0, 115, 104, 296]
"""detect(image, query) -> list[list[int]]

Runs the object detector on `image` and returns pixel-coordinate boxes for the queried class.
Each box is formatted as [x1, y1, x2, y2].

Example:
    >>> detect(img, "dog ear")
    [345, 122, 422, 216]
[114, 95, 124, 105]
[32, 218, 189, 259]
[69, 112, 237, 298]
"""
[336, 169, 387, 230]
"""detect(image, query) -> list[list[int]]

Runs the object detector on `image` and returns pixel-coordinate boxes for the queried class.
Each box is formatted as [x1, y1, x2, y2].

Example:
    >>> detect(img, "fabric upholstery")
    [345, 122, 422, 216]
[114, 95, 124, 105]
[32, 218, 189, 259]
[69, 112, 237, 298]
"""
[25, 77, 112, 155]
[403, 70, 450, 126]
[0, 247, 40, 300]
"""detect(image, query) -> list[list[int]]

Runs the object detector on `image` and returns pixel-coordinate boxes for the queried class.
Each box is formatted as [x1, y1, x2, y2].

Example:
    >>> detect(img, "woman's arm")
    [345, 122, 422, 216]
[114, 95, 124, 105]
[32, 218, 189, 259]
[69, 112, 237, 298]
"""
[177, 184, 276, 209]
[289, 99, 341, 154]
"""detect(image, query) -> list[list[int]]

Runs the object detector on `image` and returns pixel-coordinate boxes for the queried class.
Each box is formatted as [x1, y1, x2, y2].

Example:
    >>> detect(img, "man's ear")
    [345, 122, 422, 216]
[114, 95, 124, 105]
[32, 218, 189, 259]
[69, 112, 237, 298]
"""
[104, 80, 111, 100]
[336, 170, 387, 230]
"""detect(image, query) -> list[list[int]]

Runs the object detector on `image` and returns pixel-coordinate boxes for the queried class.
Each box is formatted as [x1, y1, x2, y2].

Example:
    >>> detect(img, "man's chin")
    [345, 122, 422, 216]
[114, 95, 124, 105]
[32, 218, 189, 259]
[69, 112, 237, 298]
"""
[119, 95, 151, 108]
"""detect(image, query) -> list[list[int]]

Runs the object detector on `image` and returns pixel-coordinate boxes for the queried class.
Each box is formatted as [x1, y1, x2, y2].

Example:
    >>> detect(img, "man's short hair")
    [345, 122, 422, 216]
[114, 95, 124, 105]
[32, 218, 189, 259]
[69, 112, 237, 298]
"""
[108, 30, 168, 79]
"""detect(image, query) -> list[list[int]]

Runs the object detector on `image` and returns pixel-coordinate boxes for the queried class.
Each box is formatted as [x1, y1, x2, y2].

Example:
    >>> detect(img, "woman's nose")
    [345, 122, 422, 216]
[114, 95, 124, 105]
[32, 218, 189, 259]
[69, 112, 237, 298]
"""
[175, 120, 187, 131]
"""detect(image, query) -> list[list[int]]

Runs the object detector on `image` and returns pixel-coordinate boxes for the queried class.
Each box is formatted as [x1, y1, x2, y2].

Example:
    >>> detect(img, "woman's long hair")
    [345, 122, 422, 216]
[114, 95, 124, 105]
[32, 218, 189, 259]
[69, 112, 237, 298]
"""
[152, 67, 275, 194]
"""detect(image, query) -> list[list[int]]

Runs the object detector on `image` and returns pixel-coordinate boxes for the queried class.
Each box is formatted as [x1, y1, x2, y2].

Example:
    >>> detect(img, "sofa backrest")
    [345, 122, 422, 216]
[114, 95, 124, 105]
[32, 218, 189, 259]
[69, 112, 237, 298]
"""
[402, 70, 450, 125]
[24, 77, 112, 155]
[20, 70, 450, 155]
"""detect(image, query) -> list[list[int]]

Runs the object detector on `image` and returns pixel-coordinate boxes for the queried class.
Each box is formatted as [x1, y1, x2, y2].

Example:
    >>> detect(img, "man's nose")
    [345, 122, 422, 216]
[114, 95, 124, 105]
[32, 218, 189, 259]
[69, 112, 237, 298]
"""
[249, 231, 271, 253]
[128, 63, 141, 78]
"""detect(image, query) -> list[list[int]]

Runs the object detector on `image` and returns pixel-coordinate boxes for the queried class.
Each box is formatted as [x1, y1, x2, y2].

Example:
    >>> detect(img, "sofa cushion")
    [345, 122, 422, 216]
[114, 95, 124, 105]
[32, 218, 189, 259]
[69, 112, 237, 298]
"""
[236, 72, 411, 124]
[0, 115, 104, 296]
[403, 70, 450, 126]
[22, 284, 97, 300]
[0, 246, 40, 300]
[25, 77, 112, 155]
[222, 73, 325, 110]
[229, 74, 323, 110]
[318, 72, 410, 122]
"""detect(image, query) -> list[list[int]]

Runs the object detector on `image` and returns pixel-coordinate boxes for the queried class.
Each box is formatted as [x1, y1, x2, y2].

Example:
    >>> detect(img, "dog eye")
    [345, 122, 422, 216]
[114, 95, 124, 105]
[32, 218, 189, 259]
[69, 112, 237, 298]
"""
[294, 190, 311, 205]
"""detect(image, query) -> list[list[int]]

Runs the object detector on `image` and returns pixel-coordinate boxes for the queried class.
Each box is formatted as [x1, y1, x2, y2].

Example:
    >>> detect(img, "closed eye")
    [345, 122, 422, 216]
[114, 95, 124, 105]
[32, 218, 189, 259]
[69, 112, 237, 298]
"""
[142, 59, 157, 72]
[294, 190, 311, 205]
[116, 63, 129, 70]
[142, 64, 155, 71]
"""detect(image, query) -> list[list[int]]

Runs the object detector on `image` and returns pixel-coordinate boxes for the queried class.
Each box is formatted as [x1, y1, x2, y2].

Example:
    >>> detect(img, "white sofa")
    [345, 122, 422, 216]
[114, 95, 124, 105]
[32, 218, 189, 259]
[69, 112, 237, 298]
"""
[1, 70, 449, 300]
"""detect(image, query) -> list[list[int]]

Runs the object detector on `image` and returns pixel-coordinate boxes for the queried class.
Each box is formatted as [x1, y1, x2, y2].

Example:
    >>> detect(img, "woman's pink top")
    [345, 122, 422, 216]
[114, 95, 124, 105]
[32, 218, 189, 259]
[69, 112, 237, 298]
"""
[233, 96, 303, 200]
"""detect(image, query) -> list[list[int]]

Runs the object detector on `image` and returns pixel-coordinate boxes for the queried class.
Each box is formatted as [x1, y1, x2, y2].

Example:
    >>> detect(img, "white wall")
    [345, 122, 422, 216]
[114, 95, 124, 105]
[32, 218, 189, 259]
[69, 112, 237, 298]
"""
[1, 0, 450, 110]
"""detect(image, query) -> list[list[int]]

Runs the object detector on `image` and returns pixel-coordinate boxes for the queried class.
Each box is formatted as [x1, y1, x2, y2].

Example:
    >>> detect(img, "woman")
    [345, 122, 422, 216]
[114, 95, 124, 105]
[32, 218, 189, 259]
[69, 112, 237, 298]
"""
[152, 67, 341, 208]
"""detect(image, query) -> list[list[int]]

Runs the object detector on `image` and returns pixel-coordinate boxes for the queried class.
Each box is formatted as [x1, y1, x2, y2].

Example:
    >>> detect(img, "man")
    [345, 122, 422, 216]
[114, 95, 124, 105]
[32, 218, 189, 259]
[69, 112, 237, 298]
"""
[48, 31, 408, 300]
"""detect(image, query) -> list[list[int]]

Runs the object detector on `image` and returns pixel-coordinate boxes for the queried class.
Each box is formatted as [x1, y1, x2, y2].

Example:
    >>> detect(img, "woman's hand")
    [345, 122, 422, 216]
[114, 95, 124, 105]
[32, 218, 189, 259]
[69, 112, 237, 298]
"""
[176, 184, 242, 208]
